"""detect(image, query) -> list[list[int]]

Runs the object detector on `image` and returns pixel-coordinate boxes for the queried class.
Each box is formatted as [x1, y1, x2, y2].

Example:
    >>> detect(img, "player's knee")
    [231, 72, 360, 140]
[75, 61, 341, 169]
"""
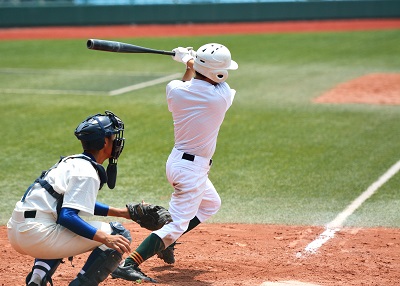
[215, 195, 222, 211]
[201, 196, 221, 219]
[109, 221, 132, 242]
[208, 195, 222, 214]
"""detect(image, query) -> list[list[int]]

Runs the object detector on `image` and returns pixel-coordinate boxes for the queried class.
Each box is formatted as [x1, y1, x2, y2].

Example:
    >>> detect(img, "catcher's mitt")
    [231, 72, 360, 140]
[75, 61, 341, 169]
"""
[126, 203, 172, 231]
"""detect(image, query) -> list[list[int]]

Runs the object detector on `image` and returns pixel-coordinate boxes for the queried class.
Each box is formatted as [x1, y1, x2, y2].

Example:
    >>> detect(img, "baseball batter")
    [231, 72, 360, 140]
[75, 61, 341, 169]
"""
[111, 43, 238, 282]
[7, 111, 133, 286]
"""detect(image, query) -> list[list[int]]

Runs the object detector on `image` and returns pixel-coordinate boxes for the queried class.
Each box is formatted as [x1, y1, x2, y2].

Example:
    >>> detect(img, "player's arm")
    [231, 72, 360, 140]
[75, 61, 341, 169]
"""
[58, 207, 98, 239]
[94, 201, 130, 220]
[182, 59, 195, 82]
[58, 207, 131, 253]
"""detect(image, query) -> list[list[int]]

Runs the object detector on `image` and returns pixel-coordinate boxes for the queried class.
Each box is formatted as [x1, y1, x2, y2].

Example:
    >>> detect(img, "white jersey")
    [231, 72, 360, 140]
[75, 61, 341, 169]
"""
[8, 154, 115, 259]
[166, 78, 236, 158]
[14, 155, 100, 217]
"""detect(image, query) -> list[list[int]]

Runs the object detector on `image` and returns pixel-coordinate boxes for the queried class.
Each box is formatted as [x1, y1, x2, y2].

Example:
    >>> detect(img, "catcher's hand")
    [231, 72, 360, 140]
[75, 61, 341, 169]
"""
[126, 202, 173, 231]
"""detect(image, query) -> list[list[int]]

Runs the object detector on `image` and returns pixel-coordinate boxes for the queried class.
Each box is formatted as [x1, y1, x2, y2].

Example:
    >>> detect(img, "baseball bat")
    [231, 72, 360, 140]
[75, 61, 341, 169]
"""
[87, 39, 175, 56]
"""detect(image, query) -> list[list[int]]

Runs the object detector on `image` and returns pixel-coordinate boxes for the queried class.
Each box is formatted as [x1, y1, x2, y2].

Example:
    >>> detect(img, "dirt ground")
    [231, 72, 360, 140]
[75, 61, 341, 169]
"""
[314, 73, 400, 105]
[2, 223, 400, 286]
[1, 19, 400, 40]
[1, 20, 400, 286]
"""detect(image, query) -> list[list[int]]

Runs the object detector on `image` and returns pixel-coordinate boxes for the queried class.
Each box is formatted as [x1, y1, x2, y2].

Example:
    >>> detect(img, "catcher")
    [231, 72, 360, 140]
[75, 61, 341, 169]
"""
[7, 111, 172, 286]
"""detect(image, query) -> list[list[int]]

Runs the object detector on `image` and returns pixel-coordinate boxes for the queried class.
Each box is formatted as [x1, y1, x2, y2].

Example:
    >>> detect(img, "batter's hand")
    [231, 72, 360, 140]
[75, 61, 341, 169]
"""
[172, 47, 195, 64]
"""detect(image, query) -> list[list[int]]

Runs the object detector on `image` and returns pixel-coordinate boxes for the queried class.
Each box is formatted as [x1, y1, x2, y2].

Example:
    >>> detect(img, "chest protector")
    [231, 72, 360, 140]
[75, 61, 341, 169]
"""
[21, 155, 107, 215]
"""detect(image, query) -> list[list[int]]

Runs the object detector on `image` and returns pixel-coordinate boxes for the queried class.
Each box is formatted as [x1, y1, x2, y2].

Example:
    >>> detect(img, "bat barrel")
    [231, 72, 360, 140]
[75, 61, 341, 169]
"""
[87, 39, 175, 56]
[87, 39, 122, 52]
[86, 39, 95, 49]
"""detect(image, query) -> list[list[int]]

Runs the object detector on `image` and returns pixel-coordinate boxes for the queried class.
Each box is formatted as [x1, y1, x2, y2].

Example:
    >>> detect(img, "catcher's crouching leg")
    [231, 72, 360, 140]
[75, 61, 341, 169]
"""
[26, 259, 62, 286]
[69, 222, 131, 286]
[68, 248, 122, 286]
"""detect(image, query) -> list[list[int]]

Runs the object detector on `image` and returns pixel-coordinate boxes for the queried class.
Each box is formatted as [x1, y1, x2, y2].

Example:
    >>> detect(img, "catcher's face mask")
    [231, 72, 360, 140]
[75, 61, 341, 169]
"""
[105, 110, 125, 161]
[104, 111, 125, 189]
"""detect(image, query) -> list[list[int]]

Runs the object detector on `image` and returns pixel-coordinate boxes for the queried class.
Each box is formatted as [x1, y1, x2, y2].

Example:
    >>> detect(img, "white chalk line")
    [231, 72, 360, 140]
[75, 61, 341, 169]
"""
[0, 68, 180, 96]
[109, 73, 180, 96]
[300, 159, 400, 256]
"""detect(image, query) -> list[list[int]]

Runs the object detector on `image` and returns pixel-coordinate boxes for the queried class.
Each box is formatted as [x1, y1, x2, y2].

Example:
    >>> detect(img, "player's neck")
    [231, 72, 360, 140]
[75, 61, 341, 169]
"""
[194, 74, 217, 86]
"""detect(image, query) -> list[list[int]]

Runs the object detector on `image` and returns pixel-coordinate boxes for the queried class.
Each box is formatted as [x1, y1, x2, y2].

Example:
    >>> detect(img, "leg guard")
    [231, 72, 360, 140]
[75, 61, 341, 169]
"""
[68, 222, 129, 285]
[69, 248, 122, 286]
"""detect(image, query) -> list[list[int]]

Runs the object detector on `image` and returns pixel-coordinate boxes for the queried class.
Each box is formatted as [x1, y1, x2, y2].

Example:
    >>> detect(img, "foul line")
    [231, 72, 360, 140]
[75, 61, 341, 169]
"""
[109, 73, 181, 96]
[300, 159, 400, 255]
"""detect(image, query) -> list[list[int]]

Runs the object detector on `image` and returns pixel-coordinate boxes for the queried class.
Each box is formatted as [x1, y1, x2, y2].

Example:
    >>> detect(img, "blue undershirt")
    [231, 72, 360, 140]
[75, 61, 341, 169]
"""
[58, 202, 109, 240]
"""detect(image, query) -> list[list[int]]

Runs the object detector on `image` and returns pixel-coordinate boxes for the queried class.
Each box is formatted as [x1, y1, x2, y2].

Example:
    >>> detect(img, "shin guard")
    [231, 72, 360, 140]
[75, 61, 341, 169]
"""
[69, 248, 122, 286]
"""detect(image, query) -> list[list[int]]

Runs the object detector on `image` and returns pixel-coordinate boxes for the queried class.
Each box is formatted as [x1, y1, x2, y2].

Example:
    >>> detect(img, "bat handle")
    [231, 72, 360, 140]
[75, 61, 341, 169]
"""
[163, 51, 176, 56]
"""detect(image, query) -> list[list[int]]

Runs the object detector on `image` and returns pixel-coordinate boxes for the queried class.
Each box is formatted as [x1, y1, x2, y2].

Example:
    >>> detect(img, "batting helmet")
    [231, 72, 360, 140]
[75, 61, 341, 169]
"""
[193, 43, 238, 83]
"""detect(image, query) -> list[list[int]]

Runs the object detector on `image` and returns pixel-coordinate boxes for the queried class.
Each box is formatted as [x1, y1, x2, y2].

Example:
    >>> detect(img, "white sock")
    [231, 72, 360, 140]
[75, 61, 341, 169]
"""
[28, 273, 42, 285]
[31, 261, 51, 281]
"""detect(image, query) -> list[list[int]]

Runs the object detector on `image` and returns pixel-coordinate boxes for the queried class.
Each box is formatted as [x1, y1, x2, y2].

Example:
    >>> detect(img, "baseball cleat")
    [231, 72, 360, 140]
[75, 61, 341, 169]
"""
[111, 264, 157, 283]
[157, 243, 177, 264]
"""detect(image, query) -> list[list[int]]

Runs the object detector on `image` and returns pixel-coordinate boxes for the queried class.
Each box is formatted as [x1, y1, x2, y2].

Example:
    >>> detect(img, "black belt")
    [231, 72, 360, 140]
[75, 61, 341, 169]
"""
[24, 210, 37, 218]
[182, 153, 212, 166]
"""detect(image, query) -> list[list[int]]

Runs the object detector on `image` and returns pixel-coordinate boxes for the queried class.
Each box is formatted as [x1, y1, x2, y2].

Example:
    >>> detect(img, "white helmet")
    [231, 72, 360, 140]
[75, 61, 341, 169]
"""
[193, 43, 238, 83]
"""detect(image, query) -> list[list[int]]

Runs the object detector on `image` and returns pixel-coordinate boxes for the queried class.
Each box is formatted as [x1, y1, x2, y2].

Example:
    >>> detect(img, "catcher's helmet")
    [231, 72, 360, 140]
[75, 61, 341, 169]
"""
[193, 43, 238, 83]
[75, 111, 125, 189]
[75, 111, 124, 156]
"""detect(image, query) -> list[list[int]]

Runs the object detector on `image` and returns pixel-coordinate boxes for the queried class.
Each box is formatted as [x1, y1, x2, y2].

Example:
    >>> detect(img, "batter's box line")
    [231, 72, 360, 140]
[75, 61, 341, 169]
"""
[0, 73, 181, 96]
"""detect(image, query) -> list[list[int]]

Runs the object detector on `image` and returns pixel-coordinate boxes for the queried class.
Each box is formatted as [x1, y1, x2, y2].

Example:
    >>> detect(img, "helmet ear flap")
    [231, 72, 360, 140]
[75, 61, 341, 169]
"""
[210, 69, 229, 83]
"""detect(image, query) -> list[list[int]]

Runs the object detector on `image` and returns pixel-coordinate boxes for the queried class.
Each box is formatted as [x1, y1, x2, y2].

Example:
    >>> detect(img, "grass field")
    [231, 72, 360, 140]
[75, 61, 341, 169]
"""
[1, 30, 399, 228]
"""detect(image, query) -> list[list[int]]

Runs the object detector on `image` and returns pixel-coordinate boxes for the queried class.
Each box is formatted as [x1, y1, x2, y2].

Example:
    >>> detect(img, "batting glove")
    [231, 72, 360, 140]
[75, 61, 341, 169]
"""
[172, 47, 195, 64]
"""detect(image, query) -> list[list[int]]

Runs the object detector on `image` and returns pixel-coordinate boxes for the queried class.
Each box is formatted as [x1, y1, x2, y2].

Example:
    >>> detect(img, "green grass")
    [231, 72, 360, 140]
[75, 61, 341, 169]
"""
[1, 30, 400, 227]
[0, 69, 170, 93]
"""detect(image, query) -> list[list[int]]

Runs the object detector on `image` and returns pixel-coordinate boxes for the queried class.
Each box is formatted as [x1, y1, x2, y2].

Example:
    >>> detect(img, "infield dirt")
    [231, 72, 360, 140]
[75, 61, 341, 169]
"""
[1, 223, 399, 285]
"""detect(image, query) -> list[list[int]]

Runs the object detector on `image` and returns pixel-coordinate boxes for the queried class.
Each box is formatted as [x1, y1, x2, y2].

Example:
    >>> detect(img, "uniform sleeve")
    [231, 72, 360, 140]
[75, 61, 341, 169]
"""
[166, 81, 176, 112]
[58, 207, 97, 239]
[94, 201, 109, 216]
[216, 82, 236, 109]
[166, 80, 175, 96]
[62, 173, 99, 216]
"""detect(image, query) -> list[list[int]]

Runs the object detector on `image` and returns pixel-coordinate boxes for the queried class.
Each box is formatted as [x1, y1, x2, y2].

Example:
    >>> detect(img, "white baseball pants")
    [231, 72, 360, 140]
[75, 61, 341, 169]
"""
[154, 148, 221, 248]
[7, 211, 111, 259]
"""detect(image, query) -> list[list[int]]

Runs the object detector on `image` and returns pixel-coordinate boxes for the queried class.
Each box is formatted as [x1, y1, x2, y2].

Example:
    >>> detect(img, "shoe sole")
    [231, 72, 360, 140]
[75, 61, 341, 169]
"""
[111, 273, 157, 283]
[157, 252, 175, 264]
